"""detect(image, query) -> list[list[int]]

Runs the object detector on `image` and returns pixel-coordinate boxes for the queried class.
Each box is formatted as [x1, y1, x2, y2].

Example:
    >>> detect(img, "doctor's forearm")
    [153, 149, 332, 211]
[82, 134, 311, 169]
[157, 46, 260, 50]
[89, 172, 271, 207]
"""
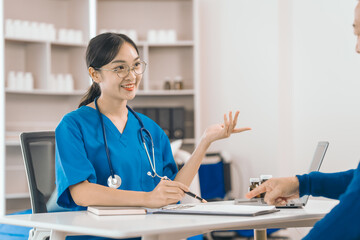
[69, 181, 147, 207]
[175, 138, 211, 186]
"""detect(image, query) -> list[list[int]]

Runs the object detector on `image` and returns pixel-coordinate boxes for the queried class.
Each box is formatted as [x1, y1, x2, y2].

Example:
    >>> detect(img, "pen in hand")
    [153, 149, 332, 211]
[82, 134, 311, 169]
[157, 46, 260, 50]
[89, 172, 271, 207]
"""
[161, 176, 207, 203]
[185, 191, 207, 203]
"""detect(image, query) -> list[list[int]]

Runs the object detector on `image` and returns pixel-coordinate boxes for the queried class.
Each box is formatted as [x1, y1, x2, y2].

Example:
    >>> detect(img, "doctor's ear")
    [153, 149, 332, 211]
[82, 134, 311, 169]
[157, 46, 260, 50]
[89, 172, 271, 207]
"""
[88, 67, 101, 83]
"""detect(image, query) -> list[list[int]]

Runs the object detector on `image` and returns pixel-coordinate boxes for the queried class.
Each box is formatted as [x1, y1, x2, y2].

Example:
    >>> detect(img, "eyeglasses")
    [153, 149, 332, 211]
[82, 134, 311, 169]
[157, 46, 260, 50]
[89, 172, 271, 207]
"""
[96, 61, 147, 78]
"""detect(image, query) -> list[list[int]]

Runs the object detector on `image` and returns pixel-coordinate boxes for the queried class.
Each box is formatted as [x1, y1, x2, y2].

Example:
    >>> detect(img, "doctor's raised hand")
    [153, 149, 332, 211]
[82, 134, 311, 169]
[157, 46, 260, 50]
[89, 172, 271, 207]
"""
[202, 111, 251, 144]
[173, 110, 251, 193]
[55, 32, 251, 212]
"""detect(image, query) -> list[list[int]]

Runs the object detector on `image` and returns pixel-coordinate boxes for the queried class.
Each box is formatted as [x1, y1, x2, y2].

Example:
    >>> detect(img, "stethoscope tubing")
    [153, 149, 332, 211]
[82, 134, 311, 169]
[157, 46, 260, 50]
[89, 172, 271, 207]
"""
[94, 97, 166, 187]
[94, 97, 116, 178]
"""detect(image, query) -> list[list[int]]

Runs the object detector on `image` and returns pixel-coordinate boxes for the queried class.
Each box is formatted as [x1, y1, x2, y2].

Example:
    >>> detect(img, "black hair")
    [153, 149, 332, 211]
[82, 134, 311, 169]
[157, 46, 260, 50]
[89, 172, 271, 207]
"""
[78, 33, 139, 108]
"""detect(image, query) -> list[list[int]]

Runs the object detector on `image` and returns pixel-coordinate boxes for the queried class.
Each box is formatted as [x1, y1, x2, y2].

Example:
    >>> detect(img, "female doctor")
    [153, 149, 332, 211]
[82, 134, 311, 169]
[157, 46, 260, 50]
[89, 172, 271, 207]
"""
[55, 32, 251, 210]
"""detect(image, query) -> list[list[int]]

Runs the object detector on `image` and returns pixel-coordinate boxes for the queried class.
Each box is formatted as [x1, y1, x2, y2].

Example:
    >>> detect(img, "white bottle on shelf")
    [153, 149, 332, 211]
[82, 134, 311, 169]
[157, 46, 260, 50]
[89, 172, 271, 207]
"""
[13, 20, 22, 38]
[67, 29, 75, 43]
[158, 30, 168, 43]
[168, 30, 177, 43]
[39, 22, 47, 41]
[64, 74, 74, 92]
[147, 29, 158, 43]
[7, 71, 17, 90]
[57, 74, 65, 92]
[128, 30, 138, 42]
[16, 72, 25, 90]
[30, 22, 40, 40]
[5, 19, 14, 38]
[58, 28, 66, 42]
[22, 21, 31, 39]
[49, 74, 57, 91]
[24, 72, 34, 91]
[47, 24, 56, 41]
[74, 30, 83, 44]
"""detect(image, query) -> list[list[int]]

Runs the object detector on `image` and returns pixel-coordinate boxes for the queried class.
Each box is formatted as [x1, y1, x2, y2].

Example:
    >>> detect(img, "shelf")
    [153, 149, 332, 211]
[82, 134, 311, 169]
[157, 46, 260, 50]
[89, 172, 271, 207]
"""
[136, 41, 194, 47]
[5, 140, 20, 146]
[137, 89, 194, 96]
[5, 88, 86, 96]
[6, 193, 30, 199]
[5, 37, 48, 44]
[51, 41, 87, 48]
[5, 132, 20, 146]
[5, 37, 87, 47]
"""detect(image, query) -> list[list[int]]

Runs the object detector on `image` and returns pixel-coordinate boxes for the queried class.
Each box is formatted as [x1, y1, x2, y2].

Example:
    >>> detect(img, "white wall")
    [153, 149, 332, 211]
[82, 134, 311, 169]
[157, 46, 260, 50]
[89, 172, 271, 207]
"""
[198, 0, 360, 198]
[198, 0, 281, 197]
[292, 0, 360, 175]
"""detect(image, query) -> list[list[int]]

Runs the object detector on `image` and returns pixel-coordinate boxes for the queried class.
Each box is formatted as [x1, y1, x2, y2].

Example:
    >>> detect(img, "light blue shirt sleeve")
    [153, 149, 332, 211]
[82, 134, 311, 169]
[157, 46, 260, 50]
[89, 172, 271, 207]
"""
[55, 115, 97, 209]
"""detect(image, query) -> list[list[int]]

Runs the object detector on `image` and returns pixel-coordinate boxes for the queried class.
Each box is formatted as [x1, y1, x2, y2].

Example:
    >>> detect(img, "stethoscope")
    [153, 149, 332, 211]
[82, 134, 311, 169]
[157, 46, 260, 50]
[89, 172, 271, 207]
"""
[94, 97, 168, 188]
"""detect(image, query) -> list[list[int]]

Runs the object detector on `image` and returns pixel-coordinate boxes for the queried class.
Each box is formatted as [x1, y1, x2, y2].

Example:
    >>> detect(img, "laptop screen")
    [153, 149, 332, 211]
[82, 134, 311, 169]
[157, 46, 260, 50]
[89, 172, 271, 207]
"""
[301, 141, 329, 205]
[308, 141, 329, 172]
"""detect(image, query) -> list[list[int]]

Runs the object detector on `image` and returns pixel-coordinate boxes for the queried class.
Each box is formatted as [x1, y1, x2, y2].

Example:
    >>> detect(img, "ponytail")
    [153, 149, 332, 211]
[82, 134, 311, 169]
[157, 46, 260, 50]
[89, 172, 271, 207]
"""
[78, 82, 101, 108]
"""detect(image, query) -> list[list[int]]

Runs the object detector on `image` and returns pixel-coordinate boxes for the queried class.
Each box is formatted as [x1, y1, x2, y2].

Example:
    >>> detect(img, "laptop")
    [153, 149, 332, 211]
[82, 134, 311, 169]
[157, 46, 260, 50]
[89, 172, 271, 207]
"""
[235, 141, 329, 208]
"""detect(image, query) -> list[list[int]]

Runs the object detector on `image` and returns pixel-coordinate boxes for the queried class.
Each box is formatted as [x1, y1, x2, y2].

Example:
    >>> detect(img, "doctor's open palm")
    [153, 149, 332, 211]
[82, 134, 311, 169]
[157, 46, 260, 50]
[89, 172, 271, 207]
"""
[203, 111, 251, 144]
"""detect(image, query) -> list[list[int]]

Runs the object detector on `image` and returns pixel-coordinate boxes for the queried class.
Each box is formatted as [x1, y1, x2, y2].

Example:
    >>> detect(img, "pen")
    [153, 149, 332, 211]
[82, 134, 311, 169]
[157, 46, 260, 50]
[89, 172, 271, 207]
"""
[185, 191, 207, 203]
[161, 176, 207, 203]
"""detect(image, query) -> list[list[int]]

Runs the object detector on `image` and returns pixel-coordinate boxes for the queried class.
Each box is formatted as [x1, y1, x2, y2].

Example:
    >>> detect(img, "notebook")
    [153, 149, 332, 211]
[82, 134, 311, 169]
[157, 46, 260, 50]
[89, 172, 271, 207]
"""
[236, 141, 329, 208]
[88, 202, 278, 217]
[87, 206, 147, 216]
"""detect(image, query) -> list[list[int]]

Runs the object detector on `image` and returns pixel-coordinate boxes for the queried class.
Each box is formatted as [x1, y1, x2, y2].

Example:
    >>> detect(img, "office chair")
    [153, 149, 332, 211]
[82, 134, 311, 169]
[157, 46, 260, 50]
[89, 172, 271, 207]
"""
[20, 131, 56, 240]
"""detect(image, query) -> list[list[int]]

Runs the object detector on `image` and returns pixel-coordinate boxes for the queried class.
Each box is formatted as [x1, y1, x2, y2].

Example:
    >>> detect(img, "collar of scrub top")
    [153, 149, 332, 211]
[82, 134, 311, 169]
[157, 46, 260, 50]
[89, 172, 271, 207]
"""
[94, 96, 167, 188]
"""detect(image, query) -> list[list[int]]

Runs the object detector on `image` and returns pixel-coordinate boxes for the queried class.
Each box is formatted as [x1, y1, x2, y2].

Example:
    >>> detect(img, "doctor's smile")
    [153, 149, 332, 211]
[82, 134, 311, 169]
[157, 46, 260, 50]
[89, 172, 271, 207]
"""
[121, 83, 136, 91]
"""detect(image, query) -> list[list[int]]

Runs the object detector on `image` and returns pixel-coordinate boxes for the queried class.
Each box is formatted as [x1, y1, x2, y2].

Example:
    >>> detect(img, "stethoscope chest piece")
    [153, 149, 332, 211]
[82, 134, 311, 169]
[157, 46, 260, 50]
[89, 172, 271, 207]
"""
[107, 174, 122, 188]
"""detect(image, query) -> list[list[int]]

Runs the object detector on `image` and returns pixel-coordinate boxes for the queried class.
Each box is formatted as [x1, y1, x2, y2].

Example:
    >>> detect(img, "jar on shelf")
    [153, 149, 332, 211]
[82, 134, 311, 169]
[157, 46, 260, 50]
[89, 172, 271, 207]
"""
[163, 76, 171, 90]
[173, 76, 183, 90]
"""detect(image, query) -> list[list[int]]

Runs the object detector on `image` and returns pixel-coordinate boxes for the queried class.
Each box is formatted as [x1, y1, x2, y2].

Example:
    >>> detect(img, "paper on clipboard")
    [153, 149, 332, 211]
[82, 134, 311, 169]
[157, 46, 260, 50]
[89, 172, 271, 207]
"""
[151, 203, 279, 217]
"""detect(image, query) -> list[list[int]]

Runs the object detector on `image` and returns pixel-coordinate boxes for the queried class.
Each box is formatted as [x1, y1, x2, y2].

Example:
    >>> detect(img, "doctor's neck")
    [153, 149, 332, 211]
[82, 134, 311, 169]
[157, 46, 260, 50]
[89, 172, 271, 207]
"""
[96, 95, 128, 116]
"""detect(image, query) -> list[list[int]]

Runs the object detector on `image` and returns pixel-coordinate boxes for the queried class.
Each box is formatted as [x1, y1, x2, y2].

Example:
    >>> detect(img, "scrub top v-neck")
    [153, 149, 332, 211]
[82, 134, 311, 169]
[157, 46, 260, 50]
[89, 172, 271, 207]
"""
[55, 105, 177, 210]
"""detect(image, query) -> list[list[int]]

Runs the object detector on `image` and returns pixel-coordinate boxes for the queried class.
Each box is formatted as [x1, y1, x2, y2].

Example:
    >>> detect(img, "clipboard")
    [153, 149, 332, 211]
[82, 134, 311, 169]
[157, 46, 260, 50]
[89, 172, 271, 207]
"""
[150, 203, 279, 217]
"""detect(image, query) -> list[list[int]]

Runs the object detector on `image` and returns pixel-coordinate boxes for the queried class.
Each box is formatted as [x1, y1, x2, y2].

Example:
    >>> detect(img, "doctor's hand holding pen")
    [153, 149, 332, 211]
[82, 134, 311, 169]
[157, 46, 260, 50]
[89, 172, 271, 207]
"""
[245, 177, 300, 206]
[144, 179, 190, 208]
[164, 110, 251, 207]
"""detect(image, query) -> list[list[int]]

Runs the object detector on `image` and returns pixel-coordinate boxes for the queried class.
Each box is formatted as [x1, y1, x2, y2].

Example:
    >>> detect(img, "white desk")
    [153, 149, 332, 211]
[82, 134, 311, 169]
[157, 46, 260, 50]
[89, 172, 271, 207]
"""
[0, 199, 338, 240]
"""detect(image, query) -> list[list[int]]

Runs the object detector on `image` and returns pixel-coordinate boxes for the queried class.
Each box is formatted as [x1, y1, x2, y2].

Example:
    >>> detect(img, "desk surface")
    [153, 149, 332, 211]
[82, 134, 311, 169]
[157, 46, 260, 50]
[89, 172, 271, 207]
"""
[0, 199, 339, 239]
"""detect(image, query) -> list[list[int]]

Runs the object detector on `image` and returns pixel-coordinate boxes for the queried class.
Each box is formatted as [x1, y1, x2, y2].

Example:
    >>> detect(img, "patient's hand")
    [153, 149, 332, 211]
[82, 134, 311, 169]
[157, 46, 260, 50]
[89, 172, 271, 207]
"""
[245, 177, 300, 206]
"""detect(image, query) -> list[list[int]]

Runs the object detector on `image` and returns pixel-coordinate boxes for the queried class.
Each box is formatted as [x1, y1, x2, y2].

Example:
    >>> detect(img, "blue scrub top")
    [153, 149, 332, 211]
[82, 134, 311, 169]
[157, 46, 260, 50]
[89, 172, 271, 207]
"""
[55, 106, 178, 210]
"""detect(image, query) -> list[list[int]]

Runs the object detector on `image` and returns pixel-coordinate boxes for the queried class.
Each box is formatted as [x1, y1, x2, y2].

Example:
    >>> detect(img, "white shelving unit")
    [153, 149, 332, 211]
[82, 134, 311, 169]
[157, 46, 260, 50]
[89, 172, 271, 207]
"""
[2, 0, 199, 213]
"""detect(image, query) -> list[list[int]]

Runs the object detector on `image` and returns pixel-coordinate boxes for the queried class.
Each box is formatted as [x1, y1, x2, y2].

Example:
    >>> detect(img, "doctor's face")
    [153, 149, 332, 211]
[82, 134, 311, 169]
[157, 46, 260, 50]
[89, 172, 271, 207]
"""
[354, 2, 360, 54]
[98, 42, 143, 101]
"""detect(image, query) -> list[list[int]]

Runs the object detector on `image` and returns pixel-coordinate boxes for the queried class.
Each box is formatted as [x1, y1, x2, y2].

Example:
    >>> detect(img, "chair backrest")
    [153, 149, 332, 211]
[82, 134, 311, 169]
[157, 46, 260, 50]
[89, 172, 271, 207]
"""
[20, 131, 55, 214]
